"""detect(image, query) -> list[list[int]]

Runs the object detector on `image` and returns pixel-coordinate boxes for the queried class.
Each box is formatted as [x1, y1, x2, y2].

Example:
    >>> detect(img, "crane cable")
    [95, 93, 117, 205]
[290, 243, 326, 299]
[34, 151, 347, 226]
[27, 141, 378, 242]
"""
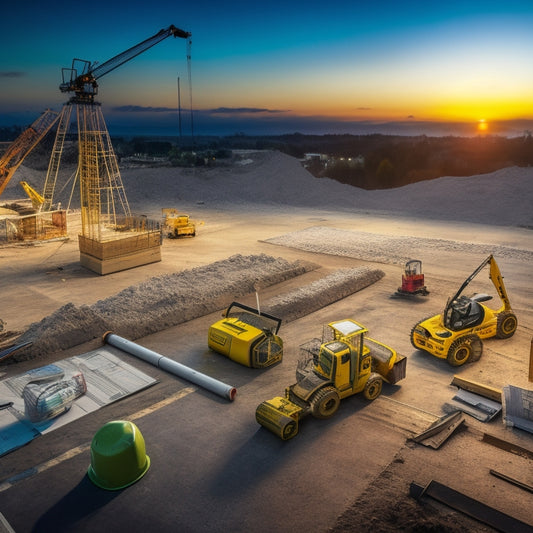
[186, 37, 194, 140]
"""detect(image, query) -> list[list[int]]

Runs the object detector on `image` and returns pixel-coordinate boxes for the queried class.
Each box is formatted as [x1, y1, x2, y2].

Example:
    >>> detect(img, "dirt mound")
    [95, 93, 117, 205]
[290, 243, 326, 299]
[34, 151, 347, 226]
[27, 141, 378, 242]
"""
[11, 256, 384, 362]
[265, 267, 384, 322]
[12, 254, 313, 361]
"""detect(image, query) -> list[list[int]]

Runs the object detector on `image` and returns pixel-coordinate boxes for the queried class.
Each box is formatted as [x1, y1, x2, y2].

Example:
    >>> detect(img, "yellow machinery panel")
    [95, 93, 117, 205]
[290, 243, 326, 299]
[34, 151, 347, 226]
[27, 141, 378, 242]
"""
[255, 397, 301, 440]
[208, 302, 283, 368]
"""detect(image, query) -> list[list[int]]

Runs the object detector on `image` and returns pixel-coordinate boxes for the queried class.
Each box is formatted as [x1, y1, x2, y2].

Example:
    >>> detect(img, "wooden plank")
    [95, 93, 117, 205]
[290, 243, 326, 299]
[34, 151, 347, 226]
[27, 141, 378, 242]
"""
[529, 337, 533, 382]
[410, 411, 464, 449]
[482, 433, 533, 460]
[451, 375, 502, 402]
[489, 469, 533, 494]
[410, 480, 533, 533]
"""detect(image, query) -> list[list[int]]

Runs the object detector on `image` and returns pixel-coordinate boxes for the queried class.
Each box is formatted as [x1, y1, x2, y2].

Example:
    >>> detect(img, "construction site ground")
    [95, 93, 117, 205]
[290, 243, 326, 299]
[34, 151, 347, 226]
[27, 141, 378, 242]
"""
[1, 157, 533, 532]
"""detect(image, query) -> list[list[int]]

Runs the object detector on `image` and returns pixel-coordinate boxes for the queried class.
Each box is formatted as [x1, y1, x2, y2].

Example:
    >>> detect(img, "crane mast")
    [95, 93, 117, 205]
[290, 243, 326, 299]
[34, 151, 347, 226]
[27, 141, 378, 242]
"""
[47, 24, 191, 246]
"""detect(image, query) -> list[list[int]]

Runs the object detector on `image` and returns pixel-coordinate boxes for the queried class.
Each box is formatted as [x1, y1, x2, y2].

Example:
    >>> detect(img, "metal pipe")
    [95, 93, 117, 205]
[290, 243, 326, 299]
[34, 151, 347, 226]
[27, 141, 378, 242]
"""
[103, 332, 237, 401]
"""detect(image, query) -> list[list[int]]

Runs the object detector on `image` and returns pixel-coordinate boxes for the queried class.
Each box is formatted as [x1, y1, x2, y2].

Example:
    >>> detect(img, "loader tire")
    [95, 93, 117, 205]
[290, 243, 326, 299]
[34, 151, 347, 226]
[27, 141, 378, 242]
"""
[446, 334, 482, 366]
[496, 312, 517, 339]
[363, 375, 383, 400]
[310, 386, 340, 419]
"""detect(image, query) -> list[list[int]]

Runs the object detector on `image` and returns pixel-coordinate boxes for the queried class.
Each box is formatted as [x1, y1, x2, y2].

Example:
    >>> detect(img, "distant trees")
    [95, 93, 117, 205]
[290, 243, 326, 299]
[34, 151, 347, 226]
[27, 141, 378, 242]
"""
[3, 125, 532, 190]
[299, 134, 533, 189]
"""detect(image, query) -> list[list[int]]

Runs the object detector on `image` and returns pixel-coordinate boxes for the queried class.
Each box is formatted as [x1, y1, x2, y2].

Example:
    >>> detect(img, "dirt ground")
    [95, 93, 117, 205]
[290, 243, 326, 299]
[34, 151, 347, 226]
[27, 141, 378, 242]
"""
[1, 151, 533, 532]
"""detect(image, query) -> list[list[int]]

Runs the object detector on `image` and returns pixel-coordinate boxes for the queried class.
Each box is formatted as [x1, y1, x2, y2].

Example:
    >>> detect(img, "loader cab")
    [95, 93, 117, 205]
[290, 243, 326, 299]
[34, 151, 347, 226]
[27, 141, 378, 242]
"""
[315, 321, 371, 392]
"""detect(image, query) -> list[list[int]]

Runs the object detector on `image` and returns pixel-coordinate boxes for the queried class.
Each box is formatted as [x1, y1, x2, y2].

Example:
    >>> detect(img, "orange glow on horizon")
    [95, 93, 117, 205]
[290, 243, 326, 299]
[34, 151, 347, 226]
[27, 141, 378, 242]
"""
[477, 119, 488, 133]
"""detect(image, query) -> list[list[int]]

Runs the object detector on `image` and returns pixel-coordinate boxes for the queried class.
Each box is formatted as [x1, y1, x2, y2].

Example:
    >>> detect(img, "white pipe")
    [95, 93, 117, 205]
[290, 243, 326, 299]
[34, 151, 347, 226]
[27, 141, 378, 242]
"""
[103, 332, 237, 401]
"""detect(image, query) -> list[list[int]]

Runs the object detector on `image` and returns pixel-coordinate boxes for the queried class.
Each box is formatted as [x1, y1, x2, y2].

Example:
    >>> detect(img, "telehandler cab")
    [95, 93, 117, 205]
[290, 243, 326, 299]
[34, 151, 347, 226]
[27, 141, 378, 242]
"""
[256, 319, 406, 440]
[410, 254, 517, 366]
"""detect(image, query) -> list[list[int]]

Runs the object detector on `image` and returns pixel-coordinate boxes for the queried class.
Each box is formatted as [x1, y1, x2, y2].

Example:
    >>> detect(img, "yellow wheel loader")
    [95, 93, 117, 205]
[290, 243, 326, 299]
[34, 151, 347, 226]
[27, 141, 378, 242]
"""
[162, 208, 196, 238]
[256, 319, 406, 440]
[410, 254, 517, 366]
[208, 302, 283, 368]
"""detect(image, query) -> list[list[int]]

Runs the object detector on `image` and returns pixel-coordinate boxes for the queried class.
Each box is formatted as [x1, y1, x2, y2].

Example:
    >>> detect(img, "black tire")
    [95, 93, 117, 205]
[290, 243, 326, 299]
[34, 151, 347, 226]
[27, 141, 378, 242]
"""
[446, 334, 483, 366]
[496, 312, 518, 339]
[363, 376, 383, 400]
[310, 386, 340, 419]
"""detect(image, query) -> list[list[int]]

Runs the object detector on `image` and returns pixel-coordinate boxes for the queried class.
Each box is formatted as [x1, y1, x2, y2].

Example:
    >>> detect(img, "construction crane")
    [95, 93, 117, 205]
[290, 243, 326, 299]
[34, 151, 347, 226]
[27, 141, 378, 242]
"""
[44, 25, 191, 241]
[59, 25, 191, 103]
[0, 109, 59, 198]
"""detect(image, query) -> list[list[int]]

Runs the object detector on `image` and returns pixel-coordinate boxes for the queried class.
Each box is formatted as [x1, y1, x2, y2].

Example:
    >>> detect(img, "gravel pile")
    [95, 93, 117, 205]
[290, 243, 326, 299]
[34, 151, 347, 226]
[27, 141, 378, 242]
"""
[12, 254, 383, 361]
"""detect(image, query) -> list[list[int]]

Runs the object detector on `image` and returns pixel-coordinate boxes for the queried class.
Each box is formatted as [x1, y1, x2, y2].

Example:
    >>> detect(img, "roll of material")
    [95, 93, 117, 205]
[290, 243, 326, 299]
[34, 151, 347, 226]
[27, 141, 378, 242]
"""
[103, 332, 237, 401]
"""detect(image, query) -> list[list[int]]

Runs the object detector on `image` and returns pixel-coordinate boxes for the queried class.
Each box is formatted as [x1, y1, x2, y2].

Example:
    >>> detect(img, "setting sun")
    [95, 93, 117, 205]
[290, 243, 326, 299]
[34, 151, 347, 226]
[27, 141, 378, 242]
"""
[477, 119, 489, 133]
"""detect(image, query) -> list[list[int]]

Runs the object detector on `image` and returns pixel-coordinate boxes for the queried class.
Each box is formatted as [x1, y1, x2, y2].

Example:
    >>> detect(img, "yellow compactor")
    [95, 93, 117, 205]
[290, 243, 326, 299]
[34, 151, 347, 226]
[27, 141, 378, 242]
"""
[256, 319, 406, 440]
[208, 302, 283, 368]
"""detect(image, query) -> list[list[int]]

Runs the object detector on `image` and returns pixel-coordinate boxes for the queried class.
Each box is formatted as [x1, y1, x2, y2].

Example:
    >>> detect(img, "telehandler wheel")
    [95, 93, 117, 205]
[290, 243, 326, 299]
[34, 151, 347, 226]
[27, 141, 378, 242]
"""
[496, 311, 518, 339]
[363, 376, 383, 400]
[446, 334, 482, 366]
[310, 386, 341, 419]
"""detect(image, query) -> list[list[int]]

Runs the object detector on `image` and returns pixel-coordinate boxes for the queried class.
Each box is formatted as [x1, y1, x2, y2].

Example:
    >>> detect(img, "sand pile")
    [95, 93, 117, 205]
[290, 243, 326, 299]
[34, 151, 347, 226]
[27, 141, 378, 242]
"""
[264, 227, 533, 265]
[6, 151, 533, 227]
[264, 266, 384, 323]
[12, 254, 384, 361]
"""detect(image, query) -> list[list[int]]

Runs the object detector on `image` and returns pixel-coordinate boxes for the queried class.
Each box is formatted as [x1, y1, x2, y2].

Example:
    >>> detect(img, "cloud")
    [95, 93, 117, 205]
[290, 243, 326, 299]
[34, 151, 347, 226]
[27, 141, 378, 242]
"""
[112, 105, 175, 113]
[208, 107, 288, 115]
[356, 107, 372, 111]
[0, 71, 25, 78]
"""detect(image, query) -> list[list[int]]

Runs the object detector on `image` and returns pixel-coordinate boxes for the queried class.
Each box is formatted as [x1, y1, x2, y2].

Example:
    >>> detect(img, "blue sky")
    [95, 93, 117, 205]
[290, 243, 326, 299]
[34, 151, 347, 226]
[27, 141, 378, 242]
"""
[2, 0, 533, 137]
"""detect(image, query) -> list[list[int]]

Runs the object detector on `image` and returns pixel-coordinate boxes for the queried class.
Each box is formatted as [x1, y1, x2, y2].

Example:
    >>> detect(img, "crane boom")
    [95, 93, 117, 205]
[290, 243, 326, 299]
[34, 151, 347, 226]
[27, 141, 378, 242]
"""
[60, 25, 191, 102]
[0, 109, 59, 197]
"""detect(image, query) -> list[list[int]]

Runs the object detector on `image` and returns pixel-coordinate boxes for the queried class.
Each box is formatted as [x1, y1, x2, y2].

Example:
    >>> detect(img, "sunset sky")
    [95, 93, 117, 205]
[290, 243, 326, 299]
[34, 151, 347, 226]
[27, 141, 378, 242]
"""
[2, 0, 533, 137]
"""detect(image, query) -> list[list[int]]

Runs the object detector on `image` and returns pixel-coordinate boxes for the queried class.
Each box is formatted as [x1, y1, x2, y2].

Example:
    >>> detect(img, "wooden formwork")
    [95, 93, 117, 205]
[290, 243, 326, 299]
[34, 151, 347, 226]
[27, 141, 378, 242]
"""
[79, 230, 162, 275]
[0, 209, 67, 243]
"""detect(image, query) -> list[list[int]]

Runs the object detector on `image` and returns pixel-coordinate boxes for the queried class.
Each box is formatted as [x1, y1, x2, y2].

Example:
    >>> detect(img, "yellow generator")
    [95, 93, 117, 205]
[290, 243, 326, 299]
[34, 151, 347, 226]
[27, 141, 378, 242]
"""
[208, 302, 283, 368]
[256, 319, 406, 439]
[162, 208, 196, 238]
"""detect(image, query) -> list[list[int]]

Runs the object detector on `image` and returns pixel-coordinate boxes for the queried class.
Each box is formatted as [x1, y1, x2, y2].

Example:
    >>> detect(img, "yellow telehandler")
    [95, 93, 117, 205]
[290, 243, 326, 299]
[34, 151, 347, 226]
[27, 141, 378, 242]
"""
[256, 319, 406, 440]
[410, 254, 517, 366]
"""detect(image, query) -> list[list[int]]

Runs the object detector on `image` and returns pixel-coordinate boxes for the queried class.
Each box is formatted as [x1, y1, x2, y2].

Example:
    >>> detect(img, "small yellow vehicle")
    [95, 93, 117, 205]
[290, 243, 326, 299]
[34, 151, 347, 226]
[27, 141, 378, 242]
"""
[162, 208, 196, 238]
[256, 319, 406, 440]
[208, 302, 283, 368]
[411, 255, 517, 366]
